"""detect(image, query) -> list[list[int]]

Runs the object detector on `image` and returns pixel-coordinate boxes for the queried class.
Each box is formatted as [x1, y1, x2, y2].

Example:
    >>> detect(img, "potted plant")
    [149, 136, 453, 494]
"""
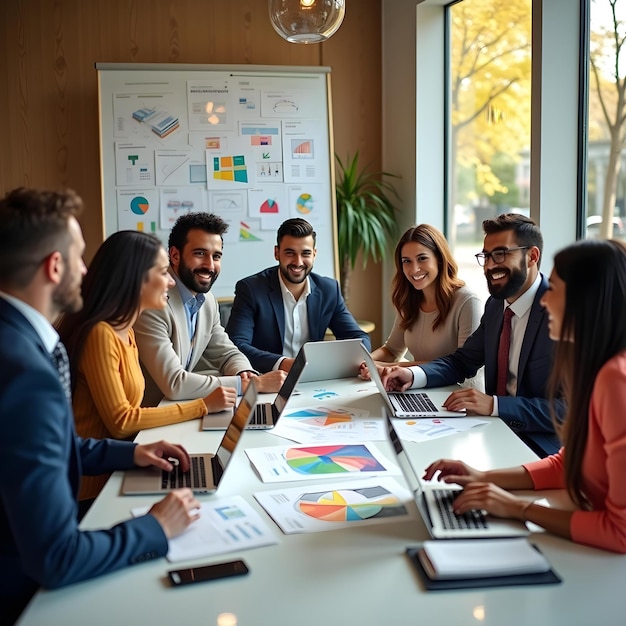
[335, 152, 399, 305]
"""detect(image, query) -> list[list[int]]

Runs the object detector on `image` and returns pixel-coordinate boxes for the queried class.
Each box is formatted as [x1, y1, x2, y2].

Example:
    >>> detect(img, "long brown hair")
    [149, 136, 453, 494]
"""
[57, 230, 162, 388]
[391, 224, 464, 331]
[547, 239, 626, 508]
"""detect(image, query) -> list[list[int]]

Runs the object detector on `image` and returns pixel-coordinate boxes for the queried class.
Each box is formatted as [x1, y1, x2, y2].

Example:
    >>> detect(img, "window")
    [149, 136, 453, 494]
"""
[586, 0, 626, 241]
[447, 0, 532, 299]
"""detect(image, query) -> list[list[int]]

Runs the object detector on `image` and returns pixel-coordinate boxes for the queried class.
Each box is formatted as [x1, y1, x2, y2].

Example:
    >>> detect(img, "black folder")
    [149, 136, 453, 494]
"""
[405, 545, 562, 591]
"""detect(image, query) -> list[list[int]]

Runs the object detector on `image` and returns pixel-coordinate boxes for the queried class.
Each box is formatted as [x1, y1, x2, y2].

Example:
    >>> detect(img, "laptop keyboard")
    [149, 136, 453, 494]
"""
[393, 392, 438, 414]
[433, 489, 488, 530]
[250, 403, 271, 426]
[161, 456, 208, 490]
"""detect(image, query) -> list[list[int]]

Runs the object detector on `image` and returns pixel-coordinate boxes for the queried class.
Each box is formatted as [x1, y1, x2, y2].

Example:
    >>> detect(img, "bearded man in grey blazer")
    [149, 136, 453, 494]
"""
[135, 213, 285, 408]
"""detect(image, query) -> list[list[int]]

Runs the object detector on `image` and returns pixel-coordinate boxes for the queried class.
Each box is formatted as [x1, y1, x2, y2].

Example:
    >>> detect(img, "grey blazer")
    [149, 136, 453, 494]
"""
[134, 273, 252, 406]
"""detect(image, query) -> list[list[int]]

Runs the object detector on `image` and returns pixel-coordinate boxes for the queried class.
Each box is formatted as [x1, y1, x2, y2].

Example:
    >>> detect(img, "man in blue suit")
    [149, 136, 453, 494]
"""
[0, 188, 201, 624]
[380, 213, 562, 457]
[226, 218, 371, 373]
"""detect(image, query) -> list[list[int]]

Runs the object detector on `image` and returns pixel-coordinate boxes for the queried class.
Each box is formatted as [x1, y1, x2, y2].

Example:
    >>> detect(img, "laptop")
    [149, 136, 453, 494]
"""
[360, 345, 465, 418]
[121, 381, 257, 495]
[385, 410, 529, 539]
[298, 338, 366, 383]
[201, 347, 307, 430]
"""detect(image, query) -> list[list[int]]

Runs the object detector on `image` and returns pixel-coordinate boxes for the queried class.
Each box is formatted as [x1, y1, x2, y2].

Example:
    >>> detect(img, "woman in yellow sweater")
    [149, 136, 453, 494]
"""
[58, 231, 236, 499]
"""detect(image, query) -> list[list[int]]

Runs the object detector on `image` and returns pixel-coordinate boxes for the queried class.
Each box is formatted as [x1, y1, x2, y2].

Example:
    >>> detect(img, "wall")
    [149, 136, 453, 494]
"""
[0, 0, 384, 345]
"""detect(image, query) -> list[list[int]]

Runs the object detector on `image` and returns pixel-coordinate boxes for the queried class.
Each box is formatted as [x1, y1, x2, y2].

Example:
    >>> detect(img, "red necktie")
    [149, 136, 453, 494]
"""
[496, 307, 514, 396]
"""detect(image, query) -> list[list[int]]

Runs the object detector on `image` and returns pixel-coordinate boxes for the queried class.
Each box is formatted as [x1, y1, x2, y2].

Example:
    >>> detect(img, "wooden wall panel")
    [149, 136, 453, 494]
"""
[0, 0, 383, 344]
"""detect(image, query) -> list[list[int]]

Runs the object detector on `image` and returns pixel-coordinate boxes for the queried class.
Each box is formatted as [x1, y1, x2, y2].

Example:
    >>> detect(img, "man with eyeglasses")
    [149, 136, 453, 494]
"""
[380, 213, 562, 457]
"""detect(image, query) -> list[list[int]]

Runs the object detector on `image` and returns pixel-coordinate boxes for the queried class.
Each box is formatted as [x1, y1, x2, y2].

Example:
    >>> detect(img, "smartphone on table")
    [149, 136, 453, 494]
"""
[168, 559, 249, 586]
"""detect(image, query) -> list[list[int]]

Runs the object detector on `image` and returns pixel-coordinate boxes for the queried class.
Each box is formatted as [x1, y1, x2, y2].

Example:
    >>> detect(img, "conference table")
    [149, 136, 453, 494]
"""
[17, 377, 626, 626]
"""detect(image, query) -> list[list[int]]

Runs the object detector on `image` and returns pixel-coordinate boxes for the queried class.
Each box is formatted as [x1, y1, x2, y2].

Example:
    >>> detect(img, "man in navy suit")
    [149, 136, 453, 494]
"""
[0, 188, 201, 624]
[226, 218, 371, 373]
[380, 213, 562, 457]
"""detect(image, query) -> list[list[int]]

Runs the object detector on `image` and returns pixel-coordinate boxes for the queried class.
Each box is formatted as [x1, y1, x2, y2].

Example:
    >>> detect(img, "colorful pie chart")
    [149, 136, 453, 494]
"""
[296, 193, 313, 214]
[296, 487, 405, 522]
[260, 198, 279, 213]
[285, 445, 385, 475]
[130, 196, 150, 215]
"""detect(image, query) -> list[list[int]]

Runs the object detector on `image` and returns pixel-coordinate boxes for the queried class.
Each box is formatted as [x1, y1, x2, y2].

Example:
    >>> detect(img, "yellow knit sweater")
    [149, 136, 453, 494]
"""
[73, 321, 206, 499]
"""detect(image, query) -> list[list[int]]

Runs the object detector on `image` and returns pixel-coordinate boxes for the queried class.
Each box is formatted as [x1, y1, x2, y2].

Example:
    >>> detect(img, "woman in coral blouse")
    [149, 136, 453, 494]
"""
[424, 239, 626, 553]
[58, 231, 237, 499]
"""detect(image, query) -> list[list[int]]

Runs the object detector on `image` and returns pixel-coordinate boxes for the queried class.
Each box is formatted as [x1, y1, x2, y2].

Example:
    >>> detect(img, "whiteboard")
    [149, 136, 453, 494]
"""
[96, 63, 337, 299]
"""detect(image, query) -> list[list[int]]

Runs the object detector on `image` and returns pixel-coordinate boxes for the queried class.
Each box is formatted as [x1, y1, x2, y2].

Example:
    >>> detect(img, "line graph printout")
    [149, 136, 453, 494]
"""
[245, 442, 401, 483]
[254, 478, 418, 534]
[269, 405, 386, 444]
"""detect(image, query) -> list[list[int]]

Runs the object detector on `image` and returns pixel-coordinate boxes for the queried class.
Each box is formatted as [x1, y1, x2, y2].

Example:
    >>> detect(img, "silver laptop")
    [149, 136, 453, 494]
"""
[298, 338, 366, 383]
[385, 410, 529, 539]
[360, 345, 464, 418]
[121, 381, 257, 495]
[202, 347, 307, 430]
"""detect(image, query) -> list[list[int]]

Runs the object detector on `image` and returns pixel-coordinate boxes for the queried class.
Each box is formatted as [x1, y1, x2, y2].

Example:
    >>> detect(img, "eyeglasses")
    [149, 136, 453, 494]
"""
[475, 246, 529, 266]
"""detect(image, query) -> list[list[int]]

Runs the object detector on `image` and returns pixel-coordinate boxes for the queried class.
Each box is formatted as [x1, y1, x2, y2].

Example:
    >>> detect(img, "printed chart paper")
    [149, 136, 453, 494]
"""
[391, 417, 488, 443]
[245, 442, 401, 483]
[269, 404, 386, 444]
[254, 477, 418, 534]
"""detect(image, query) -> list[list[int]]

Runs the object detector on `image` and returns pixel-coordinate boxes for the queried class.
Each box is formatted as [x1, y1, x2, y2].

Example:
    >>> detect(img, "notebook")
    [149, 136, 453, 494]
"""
[385, 410, 529, 539]
[201, 347, 307, 430]
[298, 338, 366, 383]
[121, 381, 257, 495]
[360, 344, 464, 418]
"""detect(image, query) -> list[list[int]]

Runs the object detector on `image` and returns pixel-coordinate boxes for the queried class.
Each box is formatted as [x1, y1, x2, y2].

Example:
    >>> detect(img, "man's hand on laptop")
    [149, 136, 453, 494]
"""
[240, 370, 287, 393]
[203, 385, 237, 413]
[441, 388, 494, 416]
[134, 440, 191, 473]
[149, 489, 201, 538]
[278, 357, 295, 372]
[359, 360, 392, 381]
[380, 365, 414, 391]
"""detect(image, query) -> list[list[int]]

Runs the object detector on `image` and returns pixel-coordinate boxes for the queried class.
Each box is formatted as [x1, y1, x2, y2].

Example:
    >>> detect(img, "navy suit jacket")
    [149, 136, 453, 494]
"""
[421, 274, 563, 457]
[0, 298, 167, 620]
[226, 267, 371, 373]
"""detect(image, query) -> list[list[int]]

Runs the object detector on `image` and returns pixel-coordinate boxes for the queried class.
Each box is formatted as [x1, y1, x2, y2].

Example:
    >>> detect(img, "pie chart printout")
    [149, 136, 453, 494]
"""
[285, 444, 386, 475]
[130, 195, 150, 215]
[296, 486, 407, 522]
[296, 193, 313, 214]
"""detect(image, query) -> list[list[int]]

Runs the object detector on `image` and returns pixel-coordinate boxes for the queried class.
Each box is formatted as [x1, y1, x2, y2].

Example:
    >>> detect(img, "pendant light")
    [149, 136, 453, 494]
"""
[269, 0, 346, 44]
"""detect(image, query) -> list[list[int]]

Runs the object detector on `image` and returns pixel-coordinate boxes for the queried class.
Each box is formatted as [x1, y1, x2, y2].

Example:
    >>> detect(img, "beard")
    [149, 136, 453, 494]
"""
[177, 258, 218, 294]
[52, 271, 83, 315]
[279, 263, 312, 285]
[486, 262, 527, 300]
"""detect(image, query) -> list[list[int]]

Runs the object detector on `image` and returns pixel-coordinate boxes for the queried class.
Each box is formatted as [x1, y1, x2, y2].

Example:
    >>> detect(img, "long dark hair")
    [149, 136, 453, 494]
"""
[58, 230, 162, 386]
[547, 239, 626, 508]
[391, 224, 464, 331]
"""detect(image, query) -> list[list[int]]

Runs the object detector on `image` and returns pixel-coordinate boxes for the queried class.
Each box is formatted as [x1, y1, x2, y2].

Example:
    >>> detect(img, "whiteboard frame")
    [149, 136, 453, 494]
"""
[96, 63, 338, 299]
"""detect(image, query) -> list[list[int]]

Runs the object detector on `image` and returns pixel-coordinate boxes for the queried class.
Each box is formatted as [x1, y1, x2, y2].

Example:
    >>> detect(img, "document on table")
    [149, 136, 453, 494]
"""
[132, 495, 278, 562]
[390, 417, 487, 443]
[416, 538, 551, 579]
[270, 404, 387, 444]
[245, 442, 402, 483]
[254, 477, 418, 534]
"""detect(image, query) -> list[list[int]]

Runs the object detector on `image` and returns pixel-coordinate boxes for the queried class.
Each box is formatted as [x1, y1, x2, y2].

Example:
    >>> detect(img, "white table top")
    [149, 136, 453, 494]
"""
[17, 379, 626, 626]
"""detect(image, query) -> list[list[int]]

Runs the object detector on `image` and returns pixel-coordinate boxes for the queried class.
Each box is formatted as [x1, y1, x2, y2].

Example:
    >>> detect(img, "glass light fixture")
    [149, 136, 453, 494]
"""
[269, 0, 345, 44]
